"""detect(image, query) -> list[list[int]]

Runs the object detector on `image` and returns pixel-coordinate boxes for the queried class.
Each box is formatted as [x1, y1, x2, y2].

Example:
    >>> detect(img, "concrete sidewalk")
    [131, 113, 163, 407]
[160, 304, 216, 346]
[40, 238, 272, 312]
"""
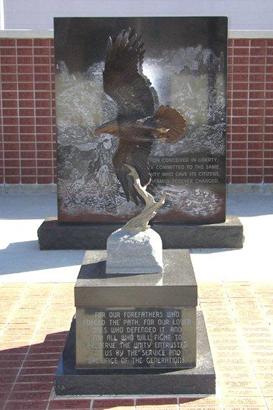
[0, 189, 272, 283]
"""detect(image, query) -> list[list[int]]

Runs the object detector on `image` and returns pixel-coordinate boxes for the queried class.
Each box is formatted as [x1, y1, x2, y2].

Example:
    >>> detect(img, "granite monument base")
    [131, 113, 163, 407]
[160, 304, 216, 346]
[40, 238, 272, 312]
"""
[38, 216, 243, 249]
[55, 311, 215, 395]
[55, 249, 215, 395]
[75, 250, 197, 370]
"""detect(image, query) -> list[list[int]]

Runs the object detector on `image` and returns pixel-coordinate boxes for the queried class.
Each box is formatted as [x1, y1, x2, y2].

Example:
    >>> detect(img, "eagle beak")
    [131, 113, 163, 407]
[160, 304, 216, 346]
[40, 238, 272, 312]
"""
[94, 120, 119, 136]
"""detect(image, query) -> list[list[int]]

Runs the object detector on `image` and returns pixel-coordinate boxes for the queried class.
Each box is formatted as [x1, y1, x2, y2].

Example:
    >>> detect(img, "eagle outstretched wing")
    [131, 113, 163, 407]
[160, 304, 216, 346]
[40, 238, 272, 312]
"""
[103, 27, 156, 119]
[98, 28, 186, 206]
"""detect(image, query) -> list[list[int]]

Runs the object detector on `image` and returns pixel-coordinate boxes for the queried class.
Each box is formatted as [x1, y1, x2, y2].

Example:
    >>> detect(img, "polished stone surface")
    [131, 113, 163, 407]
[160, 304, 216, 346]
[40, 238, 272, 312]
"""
[106, 228, 163, 274]
[74, 250, 197, 308]
[76, 306, 196, 370]
[55, 17, 227, 225]
[55, 311, 215, 395]
[75, 249, 197, 371]
[38, 215, 244, 250]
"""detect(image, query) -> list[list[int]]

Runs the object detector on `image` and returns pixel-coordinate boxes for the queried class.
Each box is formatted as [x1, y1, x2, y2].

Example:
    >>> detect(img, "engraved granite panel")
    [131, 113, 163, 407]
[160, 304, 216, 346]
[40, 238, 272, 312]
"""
[76, 307, 196, 369]
[54, 17, 227, 224]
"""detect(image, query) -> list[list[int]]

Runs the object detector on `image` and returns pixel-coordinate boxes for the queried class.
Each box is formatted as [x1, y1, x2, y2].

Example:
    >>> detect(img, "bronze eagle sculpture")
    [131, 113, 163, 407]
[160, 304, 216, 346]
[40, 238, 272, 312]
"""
[95, 27, 186, 205]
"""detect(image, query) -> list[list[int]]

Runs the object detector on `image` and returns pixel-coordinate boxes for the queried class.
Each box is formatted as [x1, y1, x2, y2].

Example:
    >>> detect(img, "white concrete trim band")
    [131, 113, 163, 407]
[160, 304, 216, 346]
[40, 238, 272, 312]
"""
[1, 29, 273, 39]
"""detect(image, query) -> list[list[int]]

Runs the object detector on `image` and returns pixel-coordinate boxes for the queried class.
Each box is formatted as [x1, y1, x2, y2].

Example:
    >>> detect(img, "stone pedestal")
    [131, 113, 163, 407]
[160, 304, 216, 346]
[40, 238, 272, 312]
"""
[56, 311, 215, 395]
[55, 250, 216, 395]
[38, 216, 244, 250]
[76, 250, 196, 369]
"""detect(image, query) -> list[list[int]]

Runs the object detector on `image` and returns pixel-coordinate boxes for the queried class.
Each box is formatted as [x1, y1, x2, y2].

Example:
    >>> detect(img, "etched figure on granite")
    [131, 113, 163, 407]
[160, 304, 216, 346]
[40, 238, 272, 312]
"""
[95, 28, 186, 231]
[55, 17, 227, 224]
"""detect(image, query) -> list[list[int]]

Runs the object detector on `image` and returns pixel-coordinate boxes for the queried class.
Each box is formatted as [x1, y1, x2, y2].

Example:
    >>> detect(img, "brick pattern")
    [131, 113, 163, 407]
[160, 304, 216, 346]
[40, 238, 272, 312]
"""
[0, 38, 273, 184]
[0, 282, 272, 409]
[227, 39, 273, 183]
[0, 39, 55, 184]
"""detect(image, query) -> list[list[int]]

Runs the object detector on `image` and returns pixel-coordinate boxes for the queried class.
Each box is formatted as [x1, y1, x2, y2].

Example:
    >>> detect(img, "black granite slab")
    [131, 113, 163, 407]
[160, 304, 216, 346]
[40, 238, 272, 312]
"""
[55, 17, 227, 225]
[55, 311, 215, 395]
[75, 250, 197, 308]
[38, 216, 244, 250]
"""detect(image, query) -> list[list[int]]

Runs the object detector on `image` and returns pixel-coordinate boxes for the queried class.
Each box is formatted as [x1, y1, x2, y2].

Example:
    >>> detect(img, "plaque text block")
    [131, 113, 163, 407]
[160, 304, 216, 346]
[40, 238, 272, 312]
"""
[76, 307, 196, 369]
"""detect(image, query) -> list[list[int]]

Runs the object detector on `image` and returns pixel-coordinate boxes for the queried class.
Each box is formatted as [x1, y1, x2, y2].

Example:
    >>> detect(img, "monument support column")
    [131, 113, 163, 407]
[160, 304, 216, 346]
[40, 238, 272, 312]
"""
[55, 250, 216, 395]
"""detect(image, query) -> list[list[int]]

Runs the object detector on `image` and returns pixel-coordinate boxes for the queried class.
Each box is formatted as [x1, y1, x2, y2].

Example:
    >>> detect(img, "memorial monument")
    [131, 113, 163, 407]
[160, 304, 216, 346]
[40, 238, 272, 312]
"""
[38, 16, 244, 250]
[54, 18, 219, 395]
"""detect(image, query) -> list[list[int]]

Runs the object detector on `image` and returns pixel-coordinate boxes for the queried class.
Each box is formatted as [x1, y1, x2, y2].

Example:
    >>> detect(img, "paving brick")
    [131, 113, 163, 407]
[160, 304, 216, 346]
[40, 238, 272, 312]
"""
[137, 405, 178, 410]
[93, 399, 135, 409]
[136, 397, 178, 408]
[19, 366, 57, 376]
[16, 375, 55, 384]
[265, 397, 273, 408]
[13, 382, 53, 393]
[179, 396, 221, 408]
[5, 400, 49, 410]
[222, 396, 267, 407]
[8, 391, 51, 401]
[48, 399, 91, 409]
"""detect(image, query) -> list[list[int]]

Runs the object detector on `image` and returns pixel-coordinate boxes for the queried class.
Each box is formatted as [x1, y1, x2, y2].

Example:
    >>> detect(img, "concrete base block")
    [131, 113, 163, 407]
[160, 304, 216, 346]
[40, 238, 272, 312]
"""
[38, 216, 244, 249]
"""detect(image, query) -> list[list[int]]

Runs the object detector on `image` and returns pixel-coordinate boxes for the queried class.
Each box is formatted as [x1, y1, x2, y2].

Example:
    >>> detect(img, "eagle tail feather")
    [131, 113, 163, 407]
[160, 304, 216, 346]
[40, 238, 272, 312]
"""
[153, 105, 186, 143]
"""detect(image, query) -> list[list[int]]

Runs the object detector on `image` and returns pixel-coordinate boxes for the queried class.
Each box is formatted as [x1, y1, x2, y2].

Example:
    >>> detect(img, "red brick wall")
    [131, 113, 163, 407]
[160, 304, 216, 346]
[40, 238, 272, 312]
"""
[0, 38, 273, 184]
[0, 39, 55, 184]
[228, 39, 273, 183]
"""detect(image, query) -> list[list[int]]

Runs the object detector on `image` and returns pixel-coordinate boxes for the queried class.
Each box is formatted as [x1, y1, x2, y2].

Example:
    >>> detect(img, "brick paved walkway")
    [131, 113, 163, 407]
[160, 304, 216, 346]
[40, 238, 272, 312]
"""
[0, 282, 272, 409]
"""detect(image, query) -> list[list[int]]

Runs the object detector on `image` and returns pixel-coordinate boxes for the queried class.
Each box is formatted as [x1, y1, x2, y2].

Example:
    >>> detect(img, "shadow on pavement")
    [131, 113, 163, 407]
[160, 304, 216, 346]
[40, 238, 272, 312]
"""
[0, 240, 84, 275]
